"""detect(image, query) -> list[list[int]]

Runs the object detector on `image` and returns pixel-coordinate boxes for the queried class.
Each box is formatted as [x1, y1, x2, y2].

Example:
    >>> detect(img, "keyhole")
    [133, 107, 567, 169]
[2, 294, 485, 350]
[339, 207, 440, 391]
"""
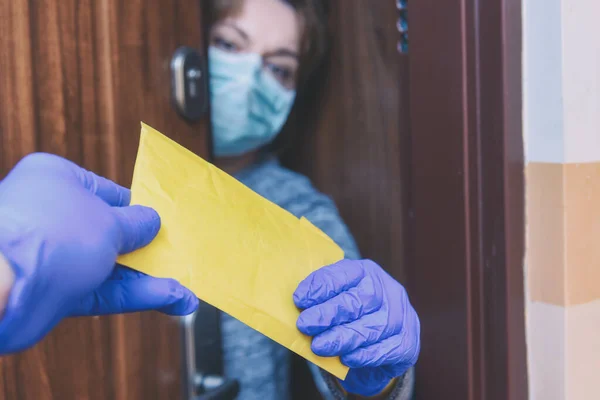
[187, 68, 202, 98]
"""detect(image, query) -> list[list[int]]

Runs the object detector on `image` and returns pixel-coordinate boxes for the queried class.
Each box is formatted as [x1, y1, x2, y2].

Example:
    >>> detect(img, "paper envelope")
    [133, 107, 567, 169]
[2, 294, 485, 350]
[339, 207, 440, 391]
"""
[118, 123, 348, 380]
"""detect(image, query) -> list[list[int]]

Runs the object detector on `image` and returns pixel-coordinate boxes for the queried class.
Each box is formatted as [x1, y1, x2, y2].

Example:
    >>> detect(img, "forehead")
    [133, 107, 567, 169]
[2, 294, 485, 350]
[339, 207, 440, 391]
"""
[223, 0, 302, 53]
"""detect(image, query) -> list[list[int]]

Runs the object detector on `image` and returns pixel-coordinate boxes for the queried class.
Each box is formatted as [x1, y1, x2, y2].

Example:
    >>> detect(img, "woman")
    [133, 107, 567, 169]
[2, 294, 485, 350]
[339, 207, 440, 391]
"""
[207, 0, 420, 399]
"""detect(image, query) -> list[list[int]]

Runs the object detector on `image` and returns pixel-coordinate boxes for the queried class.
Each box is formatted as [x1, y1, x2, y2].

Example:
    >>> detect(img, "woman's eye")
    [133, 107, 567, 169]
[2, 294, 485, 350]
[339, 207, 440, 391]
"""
[213, 37, 239, 52]
[265, 63, 294, 86]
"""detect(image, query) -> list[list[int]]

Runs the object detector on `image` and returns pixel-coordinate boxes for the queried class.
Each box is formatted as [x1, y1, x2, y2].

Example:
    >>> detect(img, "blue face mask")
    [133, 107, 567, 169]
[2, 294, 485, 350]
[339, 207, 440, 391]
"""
[208, 47, 297, 157]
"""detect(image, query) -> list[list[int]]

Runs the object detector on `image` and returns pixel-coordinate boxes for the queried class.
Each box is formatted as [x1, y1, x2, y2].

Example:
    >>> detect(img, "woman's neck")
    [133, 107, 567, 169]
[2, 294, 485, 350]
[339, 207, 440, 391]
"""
[214, 150, 261, 175]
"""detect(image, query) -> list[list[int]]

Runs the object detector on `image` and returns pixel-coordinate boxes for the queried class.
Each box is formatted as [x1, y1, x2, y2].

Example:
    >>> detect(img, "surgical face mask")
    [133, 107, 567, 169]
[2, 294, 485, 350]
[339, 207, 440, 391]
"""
[208, 46, 297, 157]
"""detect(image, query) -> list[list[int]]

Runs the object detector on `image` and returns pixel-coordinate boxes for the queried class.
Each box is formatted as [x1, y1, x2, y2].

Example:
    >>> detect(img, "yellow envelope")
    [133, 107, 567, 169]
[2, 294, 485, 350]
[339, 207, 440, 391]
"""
[118, 123, 348, 380]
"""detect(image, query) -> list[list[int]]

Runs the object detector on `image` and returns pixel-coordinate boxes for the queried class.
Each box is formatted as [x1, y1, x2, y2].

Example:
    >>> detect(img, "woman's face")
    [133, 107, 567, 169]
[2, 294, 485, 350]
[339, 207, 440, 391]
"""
[210, 0, 302, 90]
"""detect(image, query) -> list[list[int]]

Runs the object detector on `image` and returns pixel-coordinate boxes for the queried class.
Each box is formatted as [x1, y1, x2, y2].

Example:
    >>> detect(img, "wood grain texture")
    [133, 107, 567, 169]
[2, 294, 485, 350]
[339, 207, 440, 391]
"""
[0, 0, 209, 399]
[405, 0, 527, 398]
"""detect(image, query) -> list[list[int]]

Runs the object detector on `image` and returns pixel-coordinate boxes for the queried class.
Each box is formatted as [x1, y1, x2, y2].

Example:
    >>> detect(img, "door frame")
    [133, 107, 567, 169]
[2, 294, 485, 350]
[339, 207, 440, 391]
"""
[403, 0, 527, 398]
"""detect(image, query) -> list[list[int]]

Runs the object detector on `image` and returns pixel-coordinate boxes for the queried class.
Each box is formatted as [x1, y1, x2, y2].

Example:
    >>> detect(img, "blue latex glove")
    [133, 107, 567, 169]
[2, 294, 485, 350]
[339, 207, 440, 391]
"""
[294, 259, 420, 397]
[0, 153, 199, 354]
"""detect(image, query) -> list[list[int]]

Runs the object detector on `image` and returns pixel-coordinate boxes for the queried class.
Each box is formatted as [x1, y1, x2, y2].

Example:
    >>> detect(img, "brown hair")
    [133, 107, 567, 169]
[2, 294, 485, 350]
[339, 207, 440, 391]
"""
[205, 0, 331, 154]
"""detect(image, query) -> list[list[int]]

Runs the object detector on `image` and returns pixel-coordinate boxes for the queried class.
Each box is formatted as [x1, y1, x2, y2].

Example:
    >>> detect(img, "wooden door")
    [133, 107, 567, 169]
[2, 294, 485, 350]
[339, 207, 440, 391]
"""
[286, 0, 528, 399]
[406, 0, 528, 399]
[0, 1, 210, 399]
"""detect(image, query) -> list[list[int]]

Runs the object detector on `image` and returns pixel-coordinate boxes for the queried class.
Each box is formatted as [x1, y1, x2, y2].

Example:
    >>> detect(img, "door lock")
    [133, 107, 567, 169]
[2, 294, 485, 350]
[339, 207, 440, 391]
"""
[171, 47, 208, 121]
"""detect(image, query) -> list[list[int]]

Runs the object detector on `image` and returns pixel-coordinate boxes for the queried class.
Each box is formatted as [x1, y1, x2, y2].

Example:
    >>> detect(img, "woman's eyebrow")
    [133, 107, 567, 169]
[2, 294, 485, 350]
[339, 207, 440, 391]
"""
[265, 48, 299, 60]
[220, 22, 250, 43]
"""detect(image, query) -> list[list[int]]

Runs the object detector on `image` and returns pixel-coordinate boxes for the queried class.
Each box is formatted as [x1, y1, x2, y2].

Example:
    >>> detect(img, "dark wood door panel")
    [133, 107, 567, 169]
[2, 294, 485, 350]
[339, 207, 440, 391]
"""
[406, 0, 527, 398]
[0, 1, 209, 399]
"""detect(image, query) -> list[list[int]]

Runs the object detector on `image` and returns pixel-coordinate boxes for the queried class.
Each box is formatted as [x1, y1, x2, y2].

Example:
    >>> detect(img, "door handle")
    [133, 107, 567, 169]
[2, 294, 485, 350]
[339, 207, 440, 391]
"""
[171, 46, 209, 121]
[194, 377, 240, 400]
[180, 310, 240, 400]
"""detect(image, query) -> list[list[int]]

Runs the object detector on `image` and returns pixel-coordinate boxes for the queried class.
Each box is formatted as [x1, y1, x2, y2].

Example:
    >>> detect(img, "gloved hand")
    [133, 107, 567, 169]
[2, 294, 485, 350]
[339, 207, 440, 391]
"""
[294, 259, 420, 397]
[67, 266, 197, 317]
[0, 153, 198, 354]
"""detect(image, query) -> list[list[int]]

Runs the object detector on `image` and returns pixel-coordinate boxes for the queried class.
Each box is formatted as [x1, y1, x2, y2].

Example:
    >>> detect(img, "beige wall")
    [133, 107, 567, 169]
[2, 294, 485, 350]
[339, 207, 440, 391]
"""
[524, 0, 600, 398]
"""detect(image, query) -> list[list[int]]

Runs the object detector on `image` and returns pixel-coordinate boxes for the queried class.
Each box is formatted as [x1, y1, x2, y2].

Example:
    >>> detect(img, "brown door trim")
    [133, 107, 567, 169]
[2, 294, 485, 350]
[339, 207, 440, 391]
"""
[404, 0, 527, 398]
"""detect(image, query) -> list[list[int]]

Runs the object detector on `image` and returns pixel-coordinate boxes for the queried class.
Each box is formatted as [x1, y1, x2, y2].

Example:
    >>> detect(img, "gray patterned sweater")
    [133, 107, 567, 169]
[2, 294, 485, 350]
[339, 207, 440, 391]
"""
[222, 158, 413, 400]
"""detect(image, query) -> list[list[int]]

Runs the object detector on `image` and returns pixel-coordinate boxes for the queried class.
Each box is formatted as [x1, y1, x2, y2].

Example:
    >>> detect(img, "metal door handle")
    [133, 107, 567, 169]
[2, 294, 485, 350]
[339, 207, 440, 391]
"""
[194, 376, 240, 400]
[180, 312, 240, 400]
[171, 46, 208, 121]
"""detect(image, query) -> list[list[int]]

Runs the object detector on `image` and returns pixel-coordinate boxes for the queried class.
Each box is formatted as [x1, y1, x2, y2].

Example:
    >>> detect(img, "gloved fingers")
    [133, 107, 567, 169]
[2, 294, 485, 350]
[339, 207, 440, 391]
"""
[297, 276, 382, 336]
[108, 265, 151, 280]
[310, 311, 390, 356]
[74, 167, 131, 207]
[340, 368, 392, 398]
[10, 153, 129, 207]
[108, 267, 197, 314]
[340, 330, 420, 370]
[293, 259, 365, 309]
[69, 277, 199, 316]
[111, 205, 161, 254]
[158, 288, 200, 316]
